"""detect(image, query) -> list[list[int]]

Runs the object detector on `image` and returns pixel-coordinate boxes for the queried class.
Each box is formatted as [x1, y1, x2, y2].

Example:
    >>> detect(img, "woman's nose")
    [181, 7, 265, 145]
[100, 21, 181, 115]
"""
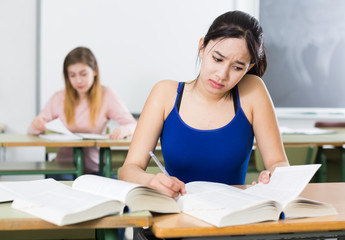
[216, 66, 229, 80]
[75, 75, 83, 82]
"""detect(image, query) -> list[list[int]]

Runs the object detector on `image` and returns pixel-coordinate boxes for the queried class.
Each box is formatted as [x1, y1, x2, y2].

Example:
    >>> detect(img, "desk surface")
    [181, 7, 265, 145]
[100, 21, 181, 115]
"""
[282, 132, 345, 146]
[96, 138, 133, 148]
[152, 182, 345, 239]
[3, 131, 345, 148]
[96, 130, 345, 148]
[0, 134, 95, 147]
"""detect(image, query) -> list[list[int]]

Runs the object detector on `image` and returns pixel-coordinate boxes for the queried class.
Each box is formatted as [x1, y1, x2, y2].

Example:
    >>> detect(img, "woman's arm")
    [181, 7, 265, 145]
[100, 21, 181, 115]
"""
[239, 75, 289, 183]
[27, 91, 63, 135]
[118, 80, 186, 198]
[104, 87, 137, 139]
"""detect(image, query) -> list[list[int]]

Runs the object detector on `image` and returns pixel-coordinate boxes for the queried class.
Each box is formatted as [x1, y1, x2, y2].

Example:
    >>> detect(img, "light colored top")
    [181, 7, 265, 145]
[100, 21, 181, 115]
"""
[28, 86, 136, 173]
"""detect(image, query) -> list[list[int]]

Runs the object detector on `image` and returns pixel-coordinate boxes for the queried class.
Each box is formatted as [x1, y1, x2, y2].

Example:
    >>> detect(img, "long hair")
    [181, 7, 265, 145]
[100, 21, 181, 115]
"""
[201, 11, 267, 77]
[63, 47, 102, 126]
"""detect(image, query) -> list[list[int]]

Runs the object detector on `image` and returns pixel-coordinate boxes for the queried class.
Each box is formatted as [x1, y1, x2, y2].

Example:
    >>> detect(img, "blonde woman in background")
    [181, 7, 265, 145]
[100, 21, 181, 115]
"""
[28, 46, 136, 179]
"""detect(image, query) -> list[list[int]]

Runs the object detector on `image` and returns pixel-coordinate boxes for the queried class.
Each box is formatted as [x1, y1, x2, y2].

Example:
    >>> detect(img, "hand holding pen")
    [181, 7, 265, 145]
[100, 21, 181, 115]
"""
[149, 151, 186, 198]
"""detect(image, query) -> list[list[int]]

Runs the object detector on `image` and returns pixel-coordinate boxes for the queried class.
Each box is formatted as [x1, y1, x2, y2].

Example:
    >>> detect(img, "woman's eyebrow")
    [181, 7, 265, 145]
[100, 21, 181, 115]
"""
[214, 50, 226, 58]
[214, 50, 246, 66]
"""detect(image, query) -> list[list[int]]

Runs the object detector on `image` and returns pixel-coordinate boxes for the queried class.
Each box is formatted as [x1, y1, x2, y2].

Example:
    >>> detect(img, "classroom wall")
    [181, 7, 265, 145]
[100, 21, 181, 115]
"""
[0, 0, 256, 171]
[0, 0, 45, 177]
[2, 0, 330, 179]
[39, 0, 257, 115]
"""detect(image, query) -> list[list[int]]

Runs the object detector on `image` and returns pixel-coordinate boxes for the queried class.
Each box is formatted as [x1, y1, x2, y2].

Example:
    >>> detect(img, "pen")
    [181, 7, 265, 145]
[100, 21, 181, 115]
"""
[149, 151, 170, 177]
[149, 151, 185, 197]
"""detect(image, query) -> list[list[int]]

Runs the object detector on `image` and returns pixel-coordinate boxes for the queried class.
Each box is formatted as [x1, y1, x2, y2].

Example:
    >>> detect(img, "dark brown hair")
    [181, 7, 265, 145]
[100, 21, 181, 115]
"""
[201, 11, 267, 77]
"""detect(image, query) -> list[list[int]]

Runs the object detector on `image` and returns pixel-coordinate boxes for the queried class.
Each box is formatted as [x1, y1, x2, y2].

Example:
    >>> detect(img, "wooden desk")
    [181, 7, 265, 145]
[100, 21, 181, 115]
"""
[0, 201, 151, 240]
[151, 183, 345, 239]
[0, 134, 95, 177]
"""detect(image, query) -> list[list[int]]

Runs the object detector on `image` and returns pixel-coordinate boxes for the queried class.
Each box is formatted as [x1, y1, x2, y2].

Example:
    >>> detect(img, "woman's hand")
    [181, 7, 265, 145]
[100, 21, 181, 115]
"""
[252, 170, 271, 185]
[148, 173, 186, 198]
[109, 127, 131, 140]
[31, 116, 47, 133]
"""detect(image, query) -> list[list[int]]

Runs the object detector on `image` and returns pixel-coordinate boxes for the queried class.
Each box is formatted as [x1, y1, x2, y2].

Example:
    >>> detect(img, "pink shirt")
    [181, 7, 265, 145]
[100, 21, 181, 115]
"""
[28, 86, 137, 173]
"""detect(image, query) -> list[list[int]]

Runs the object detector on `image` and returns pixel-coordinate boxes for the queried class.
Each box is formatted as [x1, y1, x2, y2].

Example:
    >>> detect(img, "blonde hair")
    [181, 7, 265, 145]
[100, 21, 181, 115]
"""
[63, 47, 102, 127]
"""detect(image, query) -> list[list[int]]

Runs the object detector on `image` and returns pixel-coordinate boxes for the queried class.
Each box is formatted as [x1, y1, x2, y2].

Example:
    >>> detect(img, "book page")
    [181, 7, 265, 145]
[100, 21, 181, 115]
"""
[179, 181, 276, 226]
[39, 133, 82, 140]
[41, 119, 109, 140]
[1, 178, 123, 226]
[0, 179, 57, 198]
[72, 175, 142, 203]
[0, 188, 15, 202]
[75, 133, 109, 140]
[45, 118, 76, 135]
[244, 164, 321, 208]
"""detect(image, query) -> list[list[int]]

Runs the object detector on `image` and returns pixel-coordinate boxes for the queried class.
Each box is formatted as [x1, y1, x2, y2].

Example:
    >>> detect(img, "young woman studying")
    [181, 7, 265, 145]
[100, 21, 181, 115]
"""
[28, 47, 136, 177]
[119, 11, 290, 198]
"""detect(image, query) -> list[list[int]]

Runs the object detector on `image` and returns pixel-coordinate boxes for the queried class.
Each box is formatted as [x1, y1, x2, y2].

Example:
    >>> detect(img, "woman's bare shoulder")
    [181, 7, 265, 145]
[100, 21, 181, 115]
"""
[149, 80, 180, 101]
[238, 74, 268, 98]
[146, 80, 180, 118]
[152, 80, 179, 92]
[239, 74, 265, 88]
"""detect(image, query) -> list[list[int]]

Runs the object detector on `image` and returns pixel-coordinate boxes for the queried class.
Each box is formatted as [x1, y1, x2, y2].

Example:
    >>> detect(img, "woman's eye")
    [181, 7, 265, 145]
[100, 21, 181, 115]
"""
[213, 56, 222, 62]
[233, 66, 244, 71]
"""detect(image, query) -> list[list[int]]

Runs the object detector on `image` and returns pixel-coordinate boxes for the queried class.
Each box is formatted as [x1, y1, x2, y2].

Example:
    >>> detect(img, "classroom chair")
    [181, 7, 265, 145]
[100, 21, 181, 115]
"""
[315, 121, 345, 182]
[102, 148, 164, 178]
[315, 121, 345, 128]
[45, 146, 57, 161]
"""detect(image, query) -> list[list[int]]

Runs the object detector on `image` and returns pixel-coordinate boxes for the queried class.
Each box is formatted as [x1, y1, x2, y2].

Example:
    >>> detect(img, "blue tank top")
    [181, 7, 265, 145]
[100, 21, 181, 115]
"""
[160, 82, 254, 185]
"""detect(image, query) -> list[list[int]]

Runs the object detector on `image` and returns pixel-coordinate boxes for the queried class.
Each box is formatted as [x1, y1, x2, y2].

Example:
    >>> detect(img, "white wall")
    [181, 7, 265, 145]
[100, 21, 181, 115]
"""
[0, 0, 44, 179]
[0, 0, 36, 134]
[39, 0, 239, 114]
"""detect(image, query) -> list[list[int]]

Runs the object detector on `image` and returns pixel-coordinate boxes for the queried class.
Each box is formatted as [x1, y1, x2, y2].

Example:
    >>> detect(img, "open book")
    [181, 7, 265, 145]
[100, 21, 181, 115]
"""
[0, 164, 337, 227]
[178, 164, 337, 227]
[39, 118, 109, 140]
[0, 175, 179, 226]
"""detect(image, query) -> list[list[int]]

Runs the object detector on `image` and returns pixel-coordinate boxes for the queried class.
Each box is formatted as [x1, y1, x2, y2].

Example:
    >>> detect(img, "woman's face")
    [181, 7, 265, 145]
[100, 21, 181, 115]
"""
[67, 63, 96, 98]
[198, 37, 252, 95]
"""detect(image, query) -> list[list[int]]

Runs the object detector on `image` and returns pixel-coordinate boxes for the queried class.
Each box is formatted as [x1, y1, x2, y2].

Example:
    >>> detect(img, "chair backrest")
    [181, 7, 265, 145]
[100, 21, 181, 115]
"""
[254, 145, 318, 171]
[315, 121, 345, 128]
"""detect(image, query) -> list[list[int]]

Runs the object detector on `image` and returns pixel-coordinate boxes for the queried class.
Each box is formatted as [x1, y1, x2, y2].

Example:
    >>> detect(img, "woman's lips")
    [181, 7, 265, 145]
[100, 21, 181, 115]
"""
[209, 79, 224, 89]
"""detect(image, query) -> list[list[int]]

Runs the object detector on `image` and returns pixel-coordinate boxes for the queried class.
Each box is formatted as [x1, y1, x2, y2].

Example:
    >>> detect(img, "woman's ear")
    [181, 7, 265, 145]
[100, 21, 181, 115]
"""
[198, 37, 205, 58]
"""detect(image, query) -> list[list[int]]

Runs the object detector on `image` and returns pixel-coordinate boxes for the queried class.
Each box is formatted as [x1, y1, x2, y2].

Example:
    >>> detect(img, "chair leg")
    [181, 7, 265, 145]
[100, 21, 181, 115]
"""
[96, 229, 119, 240]
[104, 148, 112, 178]
[73, 147, 83, 177]
[316, 147, 327, 183]
[99, 147, 105, 176]
[341, 147, 345, 182]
